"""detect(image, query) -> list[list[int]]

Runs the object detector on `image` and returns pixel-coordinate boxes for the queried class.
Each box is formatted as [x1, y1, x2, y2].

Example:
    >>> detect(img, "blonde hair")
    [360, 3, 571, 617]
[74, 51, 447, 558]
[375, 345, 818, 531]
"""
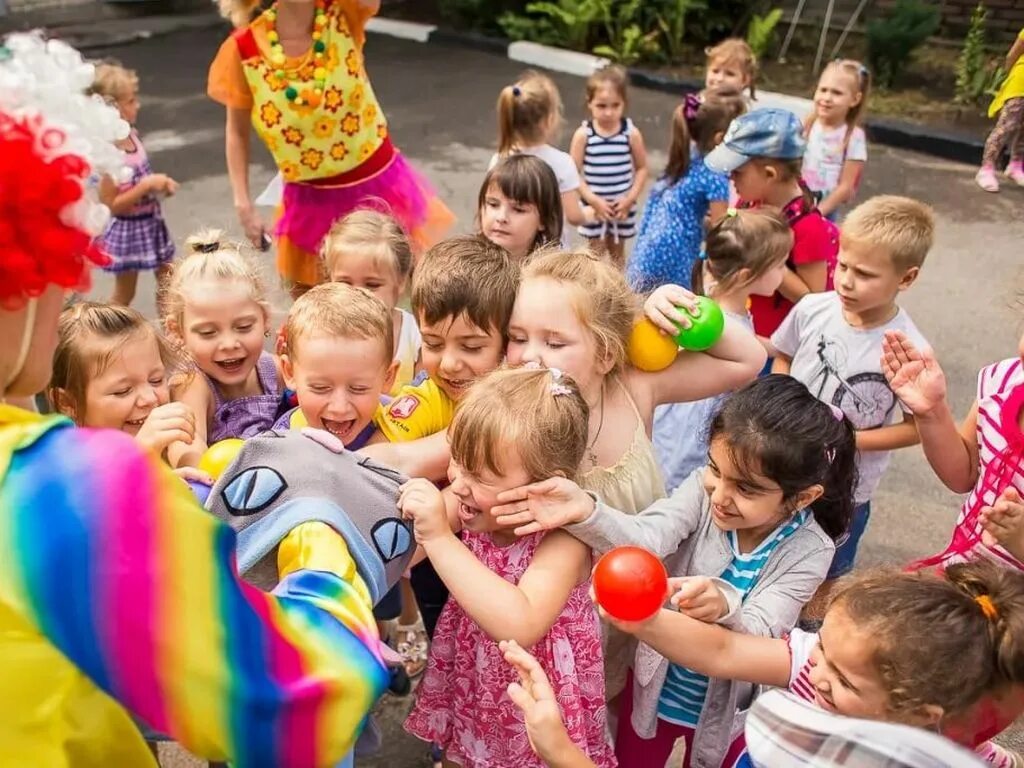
[811, 58, 872, 134]
[841, 195, 934, 271]
[496, 70, 563, 156]
[693, 209, 793, 296]
[521, 250, 637, 373]
[450, 366, 589, 482]
[412, 235, 520, 339]
[164, 229, 271, 333]
[705, 38, 758, 97]
[283, 282, 393, 366]
[321, 209, 414, 287]
[217, 0, 260, 27]
[88, 59, 139, 103]
[48, 302, 185, 423]
[585, 64, 629, 107]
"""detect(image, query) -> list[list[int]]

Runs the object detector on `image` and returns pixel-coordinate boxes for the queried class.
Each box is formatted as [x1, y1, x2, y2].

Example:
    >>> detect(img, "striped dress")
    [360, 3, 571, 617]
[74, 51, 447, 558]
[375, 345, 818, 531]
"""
[657, 510, 810, 726]
[912, 357, 1024, 572]
[578, 118, 637, 241]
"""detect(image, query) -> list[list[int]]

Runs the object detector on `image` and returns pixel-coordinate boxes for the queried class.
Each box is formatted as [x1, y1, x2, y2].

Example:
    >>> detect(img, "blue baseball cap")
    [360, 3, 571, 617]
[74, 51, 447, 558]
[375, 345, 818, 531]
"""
[705, 108, 806, 174]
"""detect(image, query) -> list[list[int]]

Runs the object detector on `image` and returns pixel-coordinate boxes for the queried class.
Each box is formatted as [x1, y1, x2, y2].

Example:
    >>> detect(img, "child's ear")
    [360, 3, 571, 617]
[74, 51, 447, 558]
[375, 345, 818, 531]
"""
[164, 317, 183, 345]
[897, 265, 920, 292]
[764, 163, 779, 182]
[50, 388, 77, 421]
[713, 130, 725, 146]
[382, 358, 399, 394]
[792, 484, 824, 512]
[904, 702, 945, 729]
[281, 354, 297, 390]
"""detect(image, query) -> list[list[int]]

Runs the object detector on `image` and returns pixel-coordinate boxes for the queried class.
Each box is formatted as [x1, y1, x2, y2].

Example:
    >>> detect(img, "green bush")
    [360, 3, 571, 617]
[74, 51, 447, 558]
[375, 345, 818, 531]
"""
[866, 0, 940, 88]
[955, 3, 988, 105]
[746, 8, 783, 60]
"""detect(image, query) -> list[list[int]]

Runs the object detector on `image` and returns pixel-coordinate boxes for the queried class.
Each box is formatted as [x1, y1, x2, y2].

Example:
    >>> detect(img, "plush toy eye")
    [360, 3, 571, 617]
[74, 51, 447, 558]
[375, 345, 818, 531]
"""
[371, 518, 413, 562]
[221, 467, 287, 517]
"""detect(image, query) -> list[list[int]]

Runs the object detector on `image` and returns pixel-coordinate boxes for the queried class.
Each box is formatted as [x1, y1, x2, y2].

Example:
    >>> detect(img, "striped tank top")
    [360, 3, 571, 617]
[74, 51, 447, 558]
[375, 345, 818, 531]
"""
[579, 117, 637, 240]
[657, 510, 809, 727]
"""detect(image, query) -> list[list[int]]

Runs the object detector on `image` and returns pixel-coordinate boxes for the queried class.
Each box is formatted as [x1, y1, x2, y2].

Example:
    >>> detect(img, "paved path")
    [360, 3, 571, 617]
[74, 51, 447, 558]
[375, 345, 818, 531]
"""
[81, 25, 1024, 767]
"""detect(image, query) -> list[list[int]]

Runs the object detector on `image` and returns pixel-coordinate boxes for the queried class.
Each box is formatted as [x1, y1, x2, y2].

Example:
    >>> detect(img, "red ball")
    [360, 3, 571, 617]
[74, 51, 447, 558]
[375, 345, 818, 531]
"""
[593, 546, 668, 622]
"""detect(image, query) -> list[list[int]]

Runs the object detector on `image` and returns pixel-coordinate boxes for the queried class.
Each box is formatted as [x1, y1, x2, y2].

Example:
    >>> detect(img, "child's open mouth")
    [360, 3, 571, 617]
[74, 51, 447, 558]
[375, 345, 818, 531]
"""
[458, 502, 481, 524]
[321, 417, 356, 441]
[124, 417, 146, 430]
[442, 377, 473, 395]
[214, 357, 246, 374]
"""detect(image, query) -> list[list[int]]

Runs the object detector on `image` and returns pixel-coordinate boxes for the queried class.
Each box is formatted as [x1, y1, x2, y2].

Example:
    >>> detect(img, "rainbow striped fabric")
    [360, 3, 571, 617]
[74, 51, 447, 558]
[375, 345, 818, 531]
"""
[0, 404, 387, 767]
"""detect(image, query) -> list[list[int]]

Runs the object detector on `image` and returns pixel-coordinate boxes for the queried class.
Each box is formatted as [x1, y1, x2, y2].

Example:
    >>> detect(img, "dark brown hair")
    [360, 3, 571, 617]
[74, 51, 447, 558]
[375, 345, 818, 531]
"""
[666, 86, 746, 183]
[585, 64, 629, 107]
[411, 235, 520, 339]
[691, 208, 793, 296]
[449, 366, 589, 482]
[478, 154, 563, 257]
[832, 560, 1024, 716]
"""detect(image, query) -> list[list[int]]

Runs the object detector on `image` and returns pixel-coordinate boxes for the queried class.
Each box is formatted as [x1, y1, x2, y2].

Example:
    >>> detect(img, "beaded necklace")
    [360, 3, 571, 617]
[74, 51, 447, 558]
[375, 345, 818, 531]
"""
[265, 0, 329, 107]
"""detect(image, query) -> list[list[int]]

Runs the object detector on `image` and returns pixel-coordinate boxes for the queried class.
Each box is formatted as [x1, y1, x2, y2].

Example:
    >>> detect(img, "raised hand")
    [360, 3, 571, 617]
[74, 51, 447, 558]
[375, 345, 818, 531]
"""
[135, 402, 196, 456]
[398, 478, 450, 544]
[644, 284, 699, 336]
[881, 330, 948, 416]
[980, 487, 1024, 562]
[492, 477, 595, 536]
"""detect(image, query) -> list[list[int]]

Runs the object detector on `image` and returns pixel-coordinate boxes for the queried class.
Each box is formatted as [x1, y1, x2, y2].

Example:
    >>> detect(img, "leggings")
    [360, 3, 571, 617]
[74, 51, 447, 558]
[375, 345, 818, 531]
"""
[983, 96, 1024, 166]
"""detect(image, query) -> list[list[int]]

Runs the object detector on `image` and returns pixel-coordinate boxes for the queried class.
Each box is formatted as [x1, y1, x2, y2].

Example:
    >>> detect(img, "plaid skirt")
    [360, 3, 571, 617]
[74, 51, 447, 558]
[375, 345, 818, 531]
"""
[100, 211, 175, 273]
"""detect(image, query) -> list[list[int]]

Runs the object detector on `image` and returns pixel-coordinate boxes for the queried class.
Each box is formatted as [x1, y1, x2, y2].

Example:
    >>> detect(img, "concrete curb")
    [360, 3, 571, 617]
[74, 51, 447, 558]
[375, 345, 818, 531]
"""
[365, 18, 984, 166]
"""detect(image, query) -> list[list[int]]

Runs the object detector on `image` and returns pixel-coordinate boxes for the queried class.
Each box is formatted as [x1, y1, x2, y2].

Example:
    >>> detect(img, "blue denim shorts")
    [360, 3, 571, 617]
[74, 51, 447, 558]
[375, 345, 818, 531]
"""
[827, 501, 871, 578]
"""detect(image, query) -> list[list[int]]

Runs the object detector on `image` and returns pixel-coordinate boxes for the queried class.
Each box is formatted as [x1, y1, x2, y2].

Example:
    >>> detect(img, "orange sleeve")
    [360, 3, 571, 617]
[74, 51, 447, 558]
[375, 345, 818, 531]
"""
[338, 0, 376, 46]
[208, 35, 254, 111]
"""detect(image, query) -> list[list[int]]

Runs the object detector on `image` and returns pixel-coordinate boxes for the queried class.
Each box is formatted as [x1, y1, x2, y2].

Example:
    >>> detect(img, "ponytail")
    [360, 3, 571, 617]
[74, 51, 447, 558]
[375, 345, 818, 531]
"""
[495, 71, 562, 157]
[497, 85, 518, 156]
[708, 375, 857, 541]
[690, 256, 706, 297]
[665, 104, 693, 184]
[667, 87, 746, 185]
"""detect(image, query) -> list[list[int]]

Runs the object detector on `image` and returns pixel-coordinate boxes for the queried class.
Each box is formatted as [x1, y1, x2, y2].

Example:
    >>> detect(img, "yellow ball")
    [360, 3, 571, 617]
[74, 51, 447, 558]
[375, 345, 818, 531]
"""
[314, 66, 327, 80]
[627, 319, 678, 372]
[198, 438, 245, 481]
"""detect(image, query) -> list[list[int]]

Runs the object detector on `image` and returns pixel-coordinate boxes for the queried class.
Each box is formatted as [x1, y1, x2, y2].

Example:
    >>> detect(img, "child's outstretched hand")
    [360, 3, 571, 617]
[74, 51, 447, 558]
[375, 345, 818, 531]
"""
[670, 576, 728, 623]
[501, 640, 587, 766]
[398, 478, 450, 544]
[644, 284, 699, 336]
[881, 330, 947, 416]
[980, 488, 1024, 562]
[146, 173, 179, 197]
[135, 402, 196, 456]
[492, 477, 595, 535]
[589, 582, 662, 636]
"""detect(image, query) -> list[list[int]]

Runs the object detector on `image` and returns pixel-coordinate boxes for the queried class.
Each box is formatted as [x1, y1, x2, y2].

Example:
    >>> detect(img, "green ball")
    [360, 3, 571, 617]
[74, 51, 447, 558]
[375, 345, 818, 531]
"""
[284, 86, 298, 101]
[673, 296, 725, 352]
[313, 40, 327, 53]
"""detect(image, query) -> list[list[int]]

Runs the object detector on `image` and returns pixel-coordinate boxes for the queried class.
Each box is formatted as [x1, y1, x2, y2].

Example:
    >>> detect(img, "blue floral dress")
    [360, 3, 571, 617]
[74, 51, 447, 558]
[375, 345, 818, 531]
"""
[626, 149, 728, 293]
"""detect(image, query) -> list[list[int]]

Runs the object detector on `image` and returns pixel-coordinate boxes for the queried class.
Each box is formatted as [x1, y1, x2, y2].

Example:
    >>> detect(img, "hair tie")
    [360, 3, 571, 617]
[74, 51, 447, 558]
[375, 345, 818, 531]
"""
[828, 403, 844, 421]
[511, 85, 522, 97]
[682, 92, 701, 121]
[698, 249, 708, 261]
[725, 207, 738, 218]
[195, 241, 219, 254]
[976, 594, 999, 622]
[825, 447, 837, 464]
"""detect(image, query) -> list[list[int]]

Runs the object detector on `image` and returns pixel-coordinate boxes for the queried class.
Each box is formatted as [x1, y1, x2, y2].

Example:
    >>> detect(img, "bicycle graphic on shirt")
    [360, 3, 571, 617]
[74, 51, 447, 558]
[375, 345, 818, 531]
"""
[811, 337, 895, 430]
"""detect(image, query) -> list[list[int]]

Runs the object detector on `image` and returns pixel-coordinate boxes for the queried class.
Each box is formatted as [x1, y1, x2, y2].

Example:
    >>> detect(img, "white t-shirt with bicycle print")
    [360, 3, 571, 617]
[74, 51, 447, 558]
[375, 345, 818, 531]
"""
[772, 291, 927, 504]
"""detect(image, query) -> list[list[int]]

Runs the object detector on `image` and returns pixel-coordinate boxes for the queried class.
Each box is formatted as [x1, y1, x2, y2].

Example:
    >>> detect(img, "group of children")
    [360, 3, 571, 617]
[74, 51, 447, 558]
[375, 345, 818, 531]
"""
[60, 6, 1024, 768]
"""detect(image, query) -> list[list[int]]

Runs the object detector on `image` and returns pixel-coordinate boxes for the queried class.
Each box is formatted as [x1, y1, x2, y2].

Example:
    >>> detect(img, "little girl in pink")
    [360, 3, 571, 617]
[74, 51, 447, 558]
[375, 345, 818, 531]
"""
[398, 366, 614, 768]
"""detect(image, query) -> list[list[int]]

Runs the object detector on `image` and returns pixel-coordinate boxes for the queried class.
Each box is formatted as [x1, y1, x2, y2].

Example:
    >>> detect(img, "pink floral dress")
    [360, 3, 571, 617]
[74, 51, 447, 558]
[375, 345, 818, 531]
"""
[404, 531, 616, 767]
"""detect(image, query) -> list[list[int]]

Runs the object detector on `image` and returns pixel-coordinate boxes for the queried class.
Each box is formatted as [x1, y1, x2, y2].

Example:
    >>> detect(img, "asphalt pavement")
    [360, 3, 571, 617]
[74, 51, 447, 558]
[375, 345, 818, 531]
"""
[78, 24, 1024, 768]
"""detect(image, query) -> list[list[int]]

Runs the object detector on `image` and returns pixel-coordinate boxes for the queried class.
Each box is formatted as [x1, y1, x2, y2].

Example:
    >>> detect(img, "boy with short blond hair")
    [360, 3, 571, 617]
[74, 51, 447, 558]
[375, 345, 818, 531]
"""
[772, 195, 934, 599]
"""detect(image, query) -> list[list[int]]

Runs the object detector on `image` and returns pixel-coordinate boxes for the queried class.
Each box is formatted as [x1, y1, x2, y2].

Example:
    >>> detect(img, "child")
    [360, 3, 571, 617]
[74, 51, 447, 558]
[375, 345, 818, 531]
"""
[772, 195, 932, 610]
[704, 38, 757, 101]
[321, 209, 420, 394]
[89, 61, 177, 308]
[626, 87, 745, 293]
[366, 235, 520, 645]
[399, 366, 616, 768]
[165, 230, 281, 468]
[208, 0, 453, 296]
[570, 64, 648, 268]
[505, 248, 766, 698]
[653, 209, 793, 492]
[47, 302, 200, 469]
[603, 559, 1024, 768]
[976, 27, 1024, 192]
[803, 59, 871, 219]
[493, 70, 595, 247]
[275, 281, 395, 443]
[479, 154, 563, 261]
[706, 108, 839, 352]
[494, 374, 856, 768]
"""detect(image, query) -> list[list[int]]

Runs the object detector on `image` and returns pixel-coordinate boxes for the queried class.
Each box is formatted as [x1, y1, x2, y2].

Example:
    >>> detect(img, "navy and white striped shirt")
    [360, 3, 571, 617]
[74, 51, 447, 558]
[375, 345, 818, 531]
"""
[579, 118, 637, 239]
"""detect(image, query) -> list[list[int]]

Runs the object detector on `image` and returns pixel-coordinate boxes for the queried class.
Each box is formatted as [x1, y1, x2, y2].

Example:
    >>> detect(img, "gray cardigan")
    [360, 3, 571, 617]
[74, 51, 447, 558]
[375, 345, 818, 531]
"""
[567, 469, 834, 768]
